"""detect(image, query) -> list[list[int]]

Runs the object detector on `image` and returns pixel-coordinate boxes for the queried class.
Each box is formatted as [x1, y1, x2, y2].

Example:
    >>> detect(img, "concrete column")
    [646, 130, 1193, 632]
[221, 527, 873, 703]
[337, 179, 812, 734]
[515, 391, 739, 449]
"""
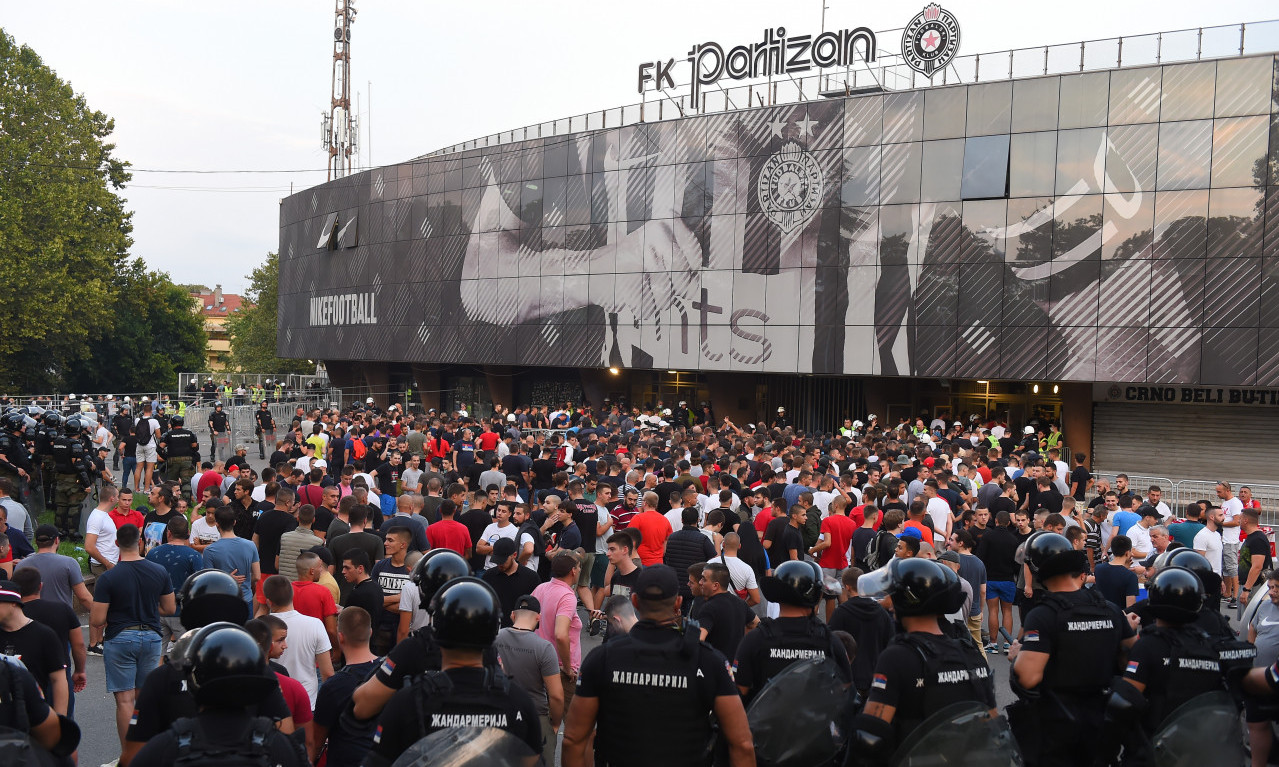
[1059, 382, 1093, 466]
[409, 365, 442, 413]
[362, 363, 390, 409]
[483, 366, 514, 413]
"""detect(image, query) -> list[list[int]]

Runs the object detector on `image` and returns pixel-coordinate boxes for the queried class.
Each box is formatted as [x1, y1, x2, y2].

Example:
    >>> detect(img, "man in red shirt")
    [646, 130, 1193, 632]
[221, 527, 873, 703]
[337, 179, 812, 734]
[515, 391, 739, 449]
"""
[475, 422, 501, 459]
[195, 462, 223, 503]
[292, 551, 339, 654]
[810, 495, 858, 621]
[109, 489, 146, 539]
[426, 500, 473, 558]
[629, 492, 672, 566]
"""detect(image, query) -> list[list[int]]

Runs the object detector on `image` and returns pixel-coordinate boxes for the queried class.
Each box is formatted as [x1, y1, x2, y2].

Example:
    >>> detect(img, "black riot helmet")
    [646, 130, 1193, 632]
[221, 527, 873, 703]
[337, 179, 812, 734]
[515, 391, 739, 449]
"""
[1147, 566, 1205, 624]
[214, 401, 223, 409]
[170, 415, 184, 428]
[1161, 548, 1222, 599]
[184, 623, 275, 707]
[429, 578, 501, 650]
[0, 412, 23, 433]
[858, 558, 963, 617]
[63, 417, 83, 436]
[1025, 532, 1087, 581]
[42, 411, 64, 430]
[412, 548, 472, 607]
[178, 569, 250, 628]
[761, 560, 823, 608]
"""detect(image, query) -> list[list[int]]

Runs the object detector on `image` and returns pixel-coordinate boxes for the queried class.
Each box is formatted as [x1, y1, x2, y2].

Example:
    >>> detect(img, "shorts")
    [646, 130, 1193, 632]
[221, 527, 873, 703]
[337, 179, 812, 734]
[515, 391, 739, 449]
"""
[589, 552, 608, 589]
[987, 580, 1016, 604]
[1223, 543, 1241, 577]
[135, 442, 158, 463]
[577, 553, 595, 589]
[104, 629, 162, 693]
[159, 615, 185, 654]
[379, 493, 397, 519]
[821, 567, 843, 598]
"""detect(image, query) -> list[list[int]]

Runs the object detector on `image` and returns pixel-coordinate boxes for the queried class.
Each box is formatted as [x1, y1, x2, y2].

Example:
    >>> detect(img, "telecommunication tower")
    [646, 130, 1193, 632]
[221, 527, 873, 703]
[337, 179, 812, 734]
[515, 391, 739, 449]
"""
[322, 0, 358, 180]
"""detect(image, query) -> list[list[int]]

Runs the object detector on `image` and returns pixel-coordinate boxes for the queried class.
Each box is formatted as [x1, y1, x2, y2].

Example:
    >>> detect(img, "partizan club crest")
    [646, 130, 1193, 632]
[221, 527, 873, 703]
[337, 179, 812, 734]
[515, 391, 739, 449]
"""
[757, 140, 823, 235]
[902, 3, 960, 78]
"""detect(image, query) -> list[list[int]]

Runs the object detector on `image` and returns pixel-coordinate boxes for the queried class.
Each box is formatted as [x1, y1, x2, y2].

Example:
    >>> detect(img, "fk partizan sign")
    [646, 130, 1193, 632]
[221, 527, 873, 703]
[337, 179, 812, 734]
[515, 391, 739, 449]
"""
[637, 4, 960, 103]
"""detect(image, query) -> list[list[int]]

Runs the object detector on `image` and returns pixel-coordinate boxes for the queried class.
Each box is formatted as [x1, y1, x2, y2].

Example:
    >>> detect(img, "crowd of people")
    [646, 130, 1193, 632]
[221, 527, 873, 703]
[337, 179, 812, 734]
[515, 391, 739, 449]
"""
[0, 396, 1275, 766]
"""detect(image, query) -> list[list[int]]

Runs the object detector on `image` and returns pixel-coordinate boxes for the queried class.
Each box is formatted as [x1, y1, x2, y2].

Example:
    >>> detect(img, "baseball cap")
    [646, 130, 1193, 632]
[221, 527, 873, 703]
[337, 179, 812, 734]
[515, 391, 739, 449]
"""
[896, 455, 912, 466]
[937, 550, 961, 564]
[0, 581, 20, 605]
[1139, 505, 1162, 518]
[898, 527, 923, 541]
[513, 594, 541, 614]
[34, 524, 60, 544]
[491, 537, 518, 565]
[634, 564, 681, 601]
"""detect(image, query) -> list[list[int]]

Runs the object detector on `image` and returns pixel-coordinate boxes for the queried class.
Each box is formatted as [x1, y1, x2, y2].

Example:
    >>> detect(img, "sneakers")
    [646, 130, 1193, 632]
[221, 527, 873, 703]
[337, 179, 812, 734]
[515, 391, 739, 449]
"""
[1227, 598, 1240, 609]
[87, 643, 104, 656]
[984, 642, 999, 654]
[588, 617, 607, 637]
[1001, 642, 1011, 654]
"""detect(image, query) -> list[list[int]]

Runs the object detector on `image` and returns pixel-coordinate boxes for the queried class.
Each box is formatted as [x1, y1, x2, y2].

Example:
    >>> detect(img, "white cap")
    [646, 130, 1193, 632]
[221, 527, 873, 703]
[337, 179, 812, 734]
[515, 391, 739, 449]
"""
[868, 413, 878, 422]
[777, 406, 785, 412]
[366, 397, 374, 404]
[1024, 426, 1035, 435]
[507, 413, 516, 422]
[953, 421, 962, 427]
[662, 408, 672, 416]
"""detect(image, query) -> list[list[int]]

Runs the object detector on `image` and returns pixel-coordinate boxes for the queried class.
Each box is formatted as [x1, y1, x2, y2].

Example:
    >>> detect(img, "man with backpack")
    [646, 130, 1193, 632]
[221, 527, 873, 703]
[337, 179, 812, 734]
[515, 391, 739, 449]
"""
[134, 404, 161, 494]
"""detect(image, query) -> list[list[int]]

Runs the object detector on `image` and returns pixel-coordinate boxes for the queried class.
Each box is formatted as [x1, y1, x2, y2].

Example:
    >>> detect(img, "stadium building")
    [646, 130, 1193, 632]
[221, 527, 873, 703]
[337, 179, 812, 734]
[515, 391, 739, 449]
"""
[278, 14, 1279, 479]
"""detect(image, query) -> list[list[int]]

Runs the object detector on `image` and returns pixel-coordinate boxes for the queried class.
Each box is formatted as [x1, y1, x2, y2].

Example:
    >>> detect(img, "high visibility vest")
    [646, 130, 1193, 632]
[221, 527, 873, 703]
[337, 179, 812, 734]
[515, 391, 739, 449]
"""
[274, 384, 283, 399]
[176, 401, 187, 417]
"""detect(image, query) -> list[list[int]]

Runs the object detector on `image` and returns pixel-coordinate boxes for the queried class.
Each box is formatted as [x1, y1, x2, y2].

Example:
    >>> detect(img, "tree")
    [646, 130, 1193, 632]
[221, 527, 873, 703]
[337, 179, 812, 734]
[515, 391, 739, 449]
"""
[63, 259, 206, 393]
[0, 30, 133, 392]
[226, 252, 312, 375]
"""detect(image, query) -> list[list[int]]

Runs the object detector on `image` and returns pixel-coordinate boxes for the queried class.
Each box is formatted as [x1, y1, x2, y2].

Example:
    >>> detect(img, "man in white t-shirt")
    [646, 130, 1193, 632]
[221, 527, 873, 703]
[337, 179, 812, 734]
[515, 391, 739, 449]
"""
[84, 485, 121, 652]
[511, 505, 541, 574]
[1194, 505, 1226, 575]
[1218, 481, 1245, 607]
[476, 503, 520, 569]
[923, 482, 954, 547]
[263, 574, 333, 706]
[717, 532, 761, 606]
[1147, 485, 1174, 522]
[1126, 507, 1160, 560]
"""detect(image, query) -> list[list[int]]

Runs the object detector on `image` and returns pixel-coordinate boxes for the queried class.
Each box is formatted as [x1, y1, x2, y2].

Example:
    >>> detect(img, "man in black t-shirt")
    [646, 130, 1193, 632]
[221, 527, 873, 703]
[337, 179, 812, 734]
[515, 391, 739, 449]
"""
[311, 606, 382, 766]
[604, 532, 642, 600]
[529, 447, 557, 500]
[341, 550, 385, 627]
[694, 564, 758, 659]
[1240, 509, 1274, 602]
[253, 486, 300, 576]
[0, 579, 68, 714]
[480, 538, 542, 627]
[12, 568, 83, 717]
[1069, 453, 1092, 502]
[763, 504, 805, 564]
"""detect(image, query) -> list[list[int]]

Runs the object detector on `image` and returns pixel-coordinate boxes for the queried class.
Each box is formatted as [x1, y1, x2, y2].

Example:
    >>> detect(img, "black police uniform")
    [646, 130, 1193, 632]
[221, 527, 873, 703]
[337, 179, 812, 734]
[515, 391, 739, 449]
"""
[161, 427, 199, 501]
[1121, 625, 1225, 733]
[254, 408, 275, 459]
[0, 423, 32, 483]
[1012, 588, 1135, 766]
[130, 709, 303, 767]
[372, 626, 499, 692]
[732, 615, 851, 704]
[863, 631, 996, 743]
[125, 660, 292, 747]
[577, 619, 738, 767]
[364, 666, 542, 767]
[208, 409, 229, 456]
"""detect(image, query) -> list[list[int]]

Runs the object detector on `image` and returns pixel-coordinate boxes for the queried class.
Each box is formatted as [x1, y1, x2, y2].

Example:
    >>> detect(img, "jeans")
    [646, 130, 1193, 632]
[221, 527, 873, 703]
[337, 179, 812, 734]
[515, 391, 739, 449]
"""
[121, 456, 137, 489]
[104, 628, 162, 693]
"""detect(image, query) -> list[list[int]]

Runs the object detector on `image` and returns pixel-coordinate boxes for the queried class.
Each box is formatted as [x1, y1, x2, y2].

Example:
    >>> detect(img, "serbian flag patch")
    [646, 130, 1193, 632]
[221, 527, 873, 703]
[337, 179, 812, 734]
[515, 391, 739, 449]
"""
[1022, 631, 1039, 643]
[380, 658, 395, 676]
[871, 673, 888, 690]
[1126, 661, 1139, 675]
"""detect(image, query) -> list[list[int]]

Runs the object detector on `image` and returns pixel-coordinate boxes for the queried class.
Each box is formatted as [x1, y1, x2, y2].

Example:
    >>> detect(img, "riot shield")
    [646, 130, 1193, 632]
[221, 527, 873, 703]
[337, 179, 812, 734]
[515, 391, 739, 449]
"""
[390, 727, 540, 767]
[746, 656, 850, 767]
[1150, 691, 1245, 767]
[892, 701, 1022, 766]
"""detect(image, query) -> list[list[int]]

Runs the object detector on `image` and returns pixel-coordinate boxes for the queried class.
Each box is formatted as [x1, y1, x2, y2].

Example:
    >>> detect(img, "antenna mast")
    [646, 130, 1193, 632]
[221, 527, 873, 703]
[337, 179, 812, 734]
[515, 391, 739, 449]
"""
[322, 0, 358, 181]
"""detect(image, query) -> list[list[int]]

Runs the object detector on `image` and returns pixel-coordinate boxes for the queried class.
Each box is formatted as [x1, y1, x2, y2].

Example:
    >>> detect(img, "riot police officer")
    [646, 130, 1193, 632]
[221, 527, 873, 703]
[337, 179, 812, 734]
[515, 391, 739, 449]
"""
[351, 548, 477, 720]
[121, 569, 290, 766]
[129, 623, 305, 767]
[563, 564, 755, 767]
[849, 558, 997, 766]
[364, 578, 543, 766]
[50, 417, 90, 540]
[732, 559, 851, 703]
[1104, 566, 1232, 765]
[207, 402, 228, 461]
[34, 411, 63, 508]
[160, 416, 199, 504]
[253, 402, 275, 460]
[1008, 532, 1137, 767]
[111, 405, 133, 472]
[0, 654, 80, 766]
[0, 411, 32, 490]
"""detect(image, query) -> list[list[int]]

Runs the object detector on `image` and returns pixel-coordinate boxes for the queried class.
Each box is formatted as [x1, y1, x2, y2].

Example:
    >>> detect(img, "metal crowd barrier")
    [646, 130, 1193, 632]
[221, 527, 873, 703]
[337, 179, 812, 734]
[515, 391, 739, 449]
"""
[1094, 471, 1279, 527]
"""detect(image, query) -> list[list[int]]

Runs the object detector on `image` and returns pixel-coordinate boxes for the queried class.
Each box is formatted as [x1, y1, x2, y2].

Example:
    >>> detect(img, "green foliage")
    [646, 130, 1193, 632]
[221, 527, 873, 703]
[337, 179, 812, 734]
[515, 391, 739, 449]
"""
[226, 252, 312, 375]
[0, 29, 133, 392]
[63, 259, 206, 393]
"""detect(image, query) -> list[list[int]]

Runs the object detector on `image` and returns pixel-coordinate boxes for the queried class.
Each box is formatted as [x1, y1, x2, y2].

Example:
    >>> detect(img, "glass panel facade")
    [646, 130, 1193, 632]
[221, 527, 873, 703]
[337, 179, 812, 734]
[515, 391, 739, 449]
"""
[279, 55, 1279, 385]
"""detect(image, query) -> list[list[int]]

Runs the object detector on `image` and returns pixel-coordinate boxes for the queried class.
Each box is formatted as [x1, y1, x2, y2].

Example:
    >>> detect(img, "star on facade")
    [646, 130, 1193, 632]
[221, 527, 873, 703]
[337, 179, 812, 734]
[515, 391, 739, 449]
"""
[767, 117, 787, 139]
[796, 115, 818, 138]
[923, 31, 940, 50]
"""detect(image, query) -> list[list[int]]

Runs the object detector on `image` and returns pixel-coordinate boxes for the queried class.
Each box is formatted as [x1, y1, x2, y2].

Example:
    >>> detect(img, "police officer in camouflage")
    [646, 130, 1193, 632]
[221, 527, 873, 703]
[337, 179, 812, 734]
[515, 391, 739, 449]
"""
[207, 402, 229, 462]
[0, 412, 31, 510]
[160, 416, 199, 504]
[50, 417, 91, 540]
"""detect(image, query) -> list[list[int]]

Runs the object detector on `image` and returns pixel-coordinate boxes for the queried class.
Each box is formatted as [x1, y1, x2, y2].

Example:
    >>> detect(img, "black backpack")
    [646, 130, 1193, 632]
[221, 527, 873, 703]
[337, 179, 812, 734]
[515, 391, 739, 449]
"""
[171, 716, 276, 767]
[134, 417, 154, 446]
[864, 530, 897, 571]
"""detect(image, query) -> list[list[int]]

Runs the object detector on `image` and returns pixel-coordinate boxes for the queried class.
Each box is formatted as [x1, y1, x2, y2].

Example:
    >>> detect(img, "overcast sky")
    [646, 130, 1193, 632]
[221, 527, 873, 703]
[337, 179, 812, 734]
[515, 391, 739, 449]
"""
[4, 0, 1274, 293]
